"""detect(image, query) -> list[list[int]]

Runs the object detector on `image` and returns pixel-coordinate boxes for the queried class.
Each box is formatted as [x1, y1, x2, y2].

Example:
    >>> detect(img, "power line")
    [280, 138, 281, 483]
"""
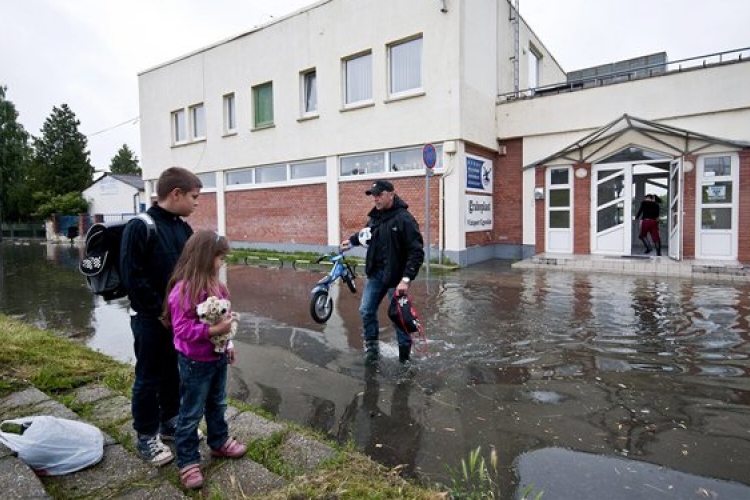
[86, 116, 140, 138]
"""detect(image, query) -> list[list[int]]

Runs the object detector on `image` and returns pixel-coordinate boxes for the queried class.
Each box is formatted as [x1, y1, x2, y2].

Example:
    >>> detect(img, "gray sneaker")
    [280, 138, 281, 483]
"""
[137, 434, 174, 467]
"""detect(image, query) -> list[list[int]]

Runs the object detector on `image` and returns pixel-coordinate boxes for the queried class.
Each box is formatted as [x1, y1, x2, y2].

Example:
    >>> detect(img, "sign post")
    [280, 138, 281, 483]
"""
[422, 144, 436, 278]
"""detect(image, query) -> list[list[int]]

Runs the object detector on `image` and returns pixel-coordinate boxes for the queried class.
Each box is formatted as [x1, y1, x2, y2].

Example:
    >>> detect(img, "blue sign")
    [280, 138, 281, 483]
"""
[423, 143, 437, 169]
[466, 157, 485, 190]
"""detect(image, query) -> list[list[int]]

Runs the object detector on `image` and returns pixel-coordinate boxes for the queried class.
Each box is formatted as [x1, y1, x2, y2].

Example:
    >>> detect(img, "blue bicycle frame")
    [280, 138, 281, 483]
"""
[309, 251, 357, 323]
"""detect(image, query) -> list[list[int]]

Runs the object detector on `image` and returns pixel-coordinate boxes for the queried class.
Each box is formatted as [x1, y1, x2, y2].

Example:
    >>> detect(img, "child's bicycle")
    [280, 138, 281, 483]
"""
[309, 251, 357, 323]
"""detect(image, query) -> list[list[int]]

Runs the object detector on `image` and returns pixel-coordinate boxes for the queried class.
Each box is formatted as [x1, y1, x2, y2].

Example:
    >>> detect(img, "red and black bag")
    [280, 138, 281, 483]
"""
[388, 293, 423, 334]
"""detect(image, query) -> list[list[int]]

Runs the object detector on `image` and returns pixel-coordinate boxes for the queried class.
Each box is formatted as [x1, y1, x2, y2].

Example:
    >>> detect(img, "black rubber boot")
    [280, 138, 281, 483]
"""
[655, 241, 662, 256]
[640, 237, 652, 254]
[398, 344, 411, 364]
[364, 340, 379, 365]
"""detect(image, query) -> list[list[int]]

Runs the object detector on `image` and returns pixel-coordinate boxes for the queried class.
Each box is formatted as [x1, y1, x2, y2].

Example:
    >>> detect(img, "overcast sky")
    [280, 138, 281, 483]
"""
[2, 0, 748, 170]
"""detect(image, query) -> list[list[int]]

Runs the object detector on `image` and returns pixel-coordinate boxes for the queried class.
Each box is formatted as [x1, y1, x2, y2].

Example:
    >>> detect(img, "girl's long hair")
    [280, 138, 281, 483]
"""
[162, 230, 231, 325]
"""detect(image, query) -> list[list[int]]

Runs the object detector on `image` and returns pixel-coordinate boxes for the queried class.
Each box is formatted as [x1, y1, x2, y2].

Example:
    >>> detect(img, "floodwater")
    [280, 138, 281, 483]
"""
[2, 240, 750, 499]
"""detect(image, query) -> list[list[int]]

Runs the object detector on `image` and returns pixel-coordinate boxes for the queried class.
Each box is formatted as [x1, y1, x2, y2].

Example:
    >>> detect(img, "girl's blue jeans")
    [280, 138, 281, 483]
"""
[175, 352, 229, 468]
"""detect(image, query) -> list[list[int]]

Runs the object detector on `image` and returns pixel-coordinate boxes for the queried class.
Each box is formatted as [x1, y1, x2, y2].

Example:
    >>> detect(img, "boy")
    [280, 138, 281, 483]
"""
[120, 166, 202, 466]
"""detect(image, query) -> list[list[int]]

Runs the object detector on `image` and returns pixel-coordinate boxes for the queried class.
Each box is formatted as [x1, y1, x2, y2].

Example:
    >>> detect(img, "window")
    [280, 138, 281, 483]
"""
[197, 172, 216, 190]
[255, 164, 286, 184]
[390, 146, 437, 172]
[700, 155, 734, 230]
[172, 109, 186, 143]
[253, 82, 274, 128]
[301, 70, 317, 115]
[223, 93, 236, 133]
[389, 37, 422, 96]
[528, 44, 541, 90]
[344, 52, 372, 105]
[291, 160, 326, 179]
[341, 152, 384, 176]
[340, 146, 444, 177]
[548, 167, 571, 229]
[226, 168, 254, 186]
[190, 104, 205, 139]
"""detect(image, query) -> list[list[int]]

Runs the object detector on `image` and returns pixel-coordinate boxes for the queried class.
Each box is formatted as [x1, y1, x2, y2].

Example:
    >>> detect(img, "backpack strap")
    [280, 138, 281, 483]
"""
[136, 213, 156, 243]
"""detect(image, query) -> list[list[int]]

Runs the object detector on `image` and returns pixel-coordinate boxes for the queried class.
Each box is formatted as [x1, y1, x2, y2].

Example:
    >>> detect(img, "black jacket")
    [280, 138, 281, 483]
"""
[349, 196, 424, 288]
[120, 205, 193, 317]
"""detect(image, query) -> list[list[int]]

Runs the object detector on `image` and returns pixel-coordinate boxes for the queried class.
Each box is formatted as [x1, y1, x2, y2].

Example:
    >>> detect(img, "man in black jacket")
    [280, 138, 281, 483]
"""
[341, 180, 424, 365]
[120, 166, 202, 466]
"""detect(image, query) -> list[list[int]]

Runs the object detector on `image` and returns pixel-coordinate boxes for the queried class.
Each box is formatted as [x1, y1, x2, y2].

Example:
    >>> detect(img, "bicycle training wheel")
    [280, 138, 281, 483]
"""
[310, 290, 333, 323]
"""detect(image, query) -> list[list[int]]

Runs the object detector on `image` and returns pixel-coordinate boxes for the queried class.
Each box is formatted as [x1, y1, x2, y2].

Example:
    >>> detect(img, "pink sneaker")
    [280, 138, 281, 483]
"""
[210, 437, 247, 458]
[179, 464, 203, 490]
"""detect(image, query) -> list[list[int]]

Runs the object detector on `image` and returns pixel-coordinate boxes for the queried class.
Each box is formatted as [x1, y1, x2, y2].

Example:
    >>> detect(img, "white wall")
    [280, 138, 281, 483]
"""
[496, 61, 750, 247]
[83, 177, 141, 215]
[138, 0, 464, 181]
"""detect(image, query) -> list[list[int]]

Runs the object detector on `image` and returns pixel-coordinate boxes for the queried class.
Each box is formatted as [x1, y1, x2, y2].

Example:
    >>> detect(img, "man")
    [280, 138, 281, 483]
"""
[120, 167, 202, 466]
[636, 193, 662, 256]
[341, 180, 424, 364]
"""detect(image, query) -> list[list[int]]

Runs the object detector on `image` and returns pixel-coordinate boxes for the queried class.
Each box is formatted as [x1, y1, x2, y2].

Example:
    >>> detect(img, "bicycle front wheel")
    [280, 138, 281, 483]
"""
[310, 290, 333, 323]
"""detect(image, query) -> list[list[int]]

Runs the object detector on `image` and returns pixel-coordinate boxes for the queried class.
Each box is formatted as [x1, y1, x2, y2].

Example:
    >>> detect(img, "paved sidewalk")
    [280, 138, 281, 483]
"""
[0, 385, 337, 499]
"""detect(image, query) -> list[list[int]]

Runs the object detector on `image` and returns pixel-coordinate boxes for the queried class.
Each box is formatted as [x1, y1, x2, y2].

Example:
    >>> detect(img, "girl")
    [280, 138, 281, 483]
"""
[162, 230, 247, 489]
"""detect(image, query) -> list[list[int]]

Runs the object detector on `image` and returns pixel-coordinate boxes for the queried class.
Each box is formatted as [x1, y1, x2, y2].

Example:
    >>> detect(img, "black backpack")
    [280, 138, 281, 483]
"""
[79, 214, 156, 301]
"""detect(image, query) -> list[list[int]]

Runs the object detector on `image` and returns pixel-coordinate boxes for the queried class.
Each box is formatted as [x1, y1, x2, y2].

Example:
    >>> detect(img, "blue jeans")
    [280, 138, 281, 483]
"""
[359, 269, 411, 348]
[175, 352, 229, 469]
[131, 314, 180, 437]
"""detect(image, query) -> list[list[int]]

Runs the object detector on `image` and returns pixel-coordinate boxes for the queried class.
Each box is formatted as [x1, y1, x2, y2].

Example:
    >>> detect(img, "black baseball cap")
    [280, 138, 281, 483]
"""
[365, 180, 394, 196]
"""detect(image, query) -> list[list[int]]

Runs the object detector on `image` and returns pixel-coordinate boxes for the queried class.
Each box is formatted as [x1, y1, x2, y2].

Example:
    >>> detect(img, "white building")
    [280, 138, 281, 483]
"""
[83, 173, 145, 216]
[138, 0, 750, 266]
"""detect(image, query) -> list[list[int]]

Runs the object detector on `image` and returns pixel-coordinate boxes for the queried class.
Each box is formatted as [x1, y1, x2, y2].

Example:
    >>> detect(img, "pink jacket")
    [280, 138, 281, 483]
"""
[169, 280, 231, 361]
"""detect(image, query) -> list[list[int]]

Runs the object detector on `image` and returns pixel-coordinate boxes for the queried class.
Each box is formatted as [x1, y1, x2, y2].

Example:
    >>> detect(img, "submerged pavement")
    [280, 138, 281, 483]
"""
[0, 384, 338, 499]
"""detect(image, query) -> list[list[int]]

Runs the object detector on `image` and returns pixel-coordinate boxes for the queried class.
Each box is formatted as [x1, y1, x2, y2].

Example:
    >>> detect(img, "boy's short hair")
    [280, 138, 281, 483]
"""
[156, 167, 202, 200]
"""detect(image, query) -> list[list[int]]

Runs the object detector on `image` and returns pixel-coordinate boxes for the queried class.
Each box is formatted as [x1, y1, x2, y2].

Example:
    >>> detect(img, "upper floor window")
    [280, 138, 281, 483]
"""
[344, 52, 372, 105]
[301, 69, 318, 116]
[253, 82, 274, 129]
[389, 36, 423, 96]
[190, 103, 205, 139]
[223, 93, 236, 134]
[528, 44, 541, 90]
[171, 109, 186, 144]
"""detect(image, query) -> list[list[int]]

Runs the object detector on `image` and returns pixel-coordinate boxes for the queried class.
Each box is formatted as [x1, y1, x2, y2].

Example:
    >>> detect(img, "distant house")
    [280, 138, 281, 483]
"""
[83, 173, 145, 216]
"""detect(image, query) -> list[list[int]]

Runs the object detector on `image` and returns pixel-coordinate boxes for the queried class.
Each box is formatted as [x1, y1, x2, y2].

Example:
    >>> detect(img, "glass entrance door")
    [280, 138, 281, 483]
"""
[592, 164, 631, 254]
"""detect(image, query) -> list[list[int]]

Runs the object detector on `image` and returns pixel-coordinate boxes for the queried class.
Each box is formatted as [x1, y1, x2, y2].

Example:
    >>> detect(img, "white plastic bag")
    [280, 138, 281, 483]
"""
[0, 415, 104, 476]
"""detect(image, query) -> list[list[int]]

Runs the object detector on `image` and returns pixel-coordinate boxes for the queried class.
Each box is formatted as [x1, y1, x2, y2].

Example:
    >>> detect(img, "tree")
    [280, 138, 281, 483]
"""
[31, 104, 93, 196]
[0, 86, 33, 224]
[109, 143, 141, 175]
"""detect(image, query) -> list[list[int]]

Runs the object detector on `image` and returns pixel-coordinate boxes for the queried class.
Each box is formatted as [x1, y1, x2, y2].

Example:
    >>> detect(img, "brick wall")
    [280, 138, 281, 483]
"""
[465, 141, 523, 247]
[681, 155, 697, 260]
[573, 163, 591, 254]
[191, 193, 217, 231]
[226, 184, 328, 244]
[339, 176, 441, 246]
[738, 150, 750, 264]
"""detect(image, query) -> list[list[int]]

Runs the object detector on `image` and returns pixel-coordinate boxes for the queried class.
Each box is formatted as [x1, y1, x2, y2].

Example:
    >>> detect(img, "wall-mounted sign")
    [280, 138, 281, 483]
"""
[466, 154, 493, 193]
[466, 193, 493, 232]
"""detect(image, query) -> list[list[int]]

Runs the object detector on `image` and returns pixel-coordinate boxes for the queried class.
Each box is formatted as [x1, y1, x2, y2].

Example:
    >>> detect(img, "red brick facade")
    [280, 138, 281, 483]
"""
[339, 176, 441, 247]
[681, 155, 697, 260]
[190, 193, 218, 232]
[738, 150, 750, 263]
[573, 163, 592, 254]
[465, 141, 523, 248]
[225, 184, 328, 245]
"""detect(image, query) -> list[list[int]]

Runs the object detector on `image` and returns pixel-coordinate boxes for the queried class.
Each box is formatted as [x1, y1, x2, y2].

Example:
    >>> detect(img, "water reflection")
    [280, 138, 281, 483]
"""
[2, 242, 750, 497]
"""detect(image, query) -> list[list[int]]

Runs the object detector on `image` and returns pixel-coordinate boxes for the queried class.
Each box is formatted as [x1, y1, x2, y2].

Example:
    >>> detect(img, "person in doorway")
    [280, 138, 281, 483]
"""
[636, 194, 662, 256]
[163, 230, 247, 490]
[120, 166, 202, 466]
[340, 180, 424, 365]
